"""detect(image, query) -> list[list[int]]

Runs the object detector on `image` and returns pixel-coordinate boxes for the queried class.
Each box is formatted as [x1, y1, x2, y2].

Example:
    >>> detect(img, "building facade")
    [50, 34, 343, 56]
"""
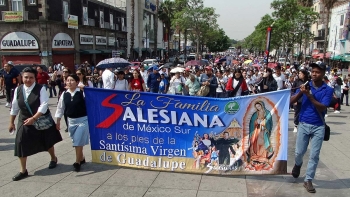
[0, 0, 127, 70]
[126, 0, 164, 59]
[328, 2, 350, 57]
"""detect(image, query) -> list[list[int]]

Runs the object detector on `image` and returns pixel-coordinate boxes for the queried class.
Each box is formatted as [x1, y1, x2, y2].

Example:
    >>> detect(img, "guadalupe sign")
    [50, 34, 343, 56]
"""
[85, 88, 289, 175]
[52, 33, 74, 49]
[1, 32, 38, 50]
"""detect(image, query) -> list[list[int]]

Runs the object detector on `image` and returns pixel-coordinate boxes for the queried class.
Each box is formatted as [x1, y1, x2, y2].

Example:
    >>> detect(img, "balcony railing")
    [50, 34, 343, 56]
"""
[314, 35, 325, 41]
[122, 26, 127, 32]
[1, 11, 28, 21]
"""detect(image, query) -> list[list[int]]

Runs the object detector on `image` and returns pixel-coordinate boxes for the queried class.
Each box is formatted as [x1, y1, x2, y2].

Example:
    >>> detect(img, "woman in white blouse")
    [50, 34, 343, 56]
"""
[55, 74, 89, 172]
[114, 71, 129, 91]
[9, 67, 62, 181]
[170, 72, 185, 95]
[76, 68, 93, 89]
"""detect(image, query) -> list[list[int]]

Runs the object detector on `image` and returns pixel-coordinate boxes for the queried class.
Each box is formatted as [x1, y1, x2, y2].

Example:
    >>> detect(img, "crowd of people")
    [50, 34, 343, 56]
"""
[0, 55, 348, 193]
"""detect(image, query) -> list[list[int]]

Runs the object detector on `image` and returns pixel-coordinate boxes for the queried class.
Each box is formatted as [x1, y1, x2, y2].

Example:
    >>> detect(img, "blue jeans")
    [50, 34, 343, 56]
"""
[295, 122, 325, 182]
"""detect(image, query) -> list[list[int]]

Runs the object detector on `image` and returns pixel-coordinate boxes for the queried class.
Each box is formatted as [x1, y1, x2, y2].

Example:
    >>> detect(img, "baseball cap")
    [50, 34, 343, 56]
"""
[7, 61, 13, 65]
[153, 65, 160, 71]
[310, 63, 326, 70]
[205, 66, 212, 70]
[185, 67, 191, 71]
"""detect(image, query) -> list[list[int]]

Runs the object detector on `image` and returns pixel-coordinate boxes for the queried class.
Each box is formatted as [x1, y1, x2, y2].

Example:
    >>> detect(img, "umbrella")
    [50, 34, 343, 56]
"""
[162, 62, 174, 68]
[170, 67, 185, 73]
[244, 60, 252, 64]
[96, 57, 131, 69]
[268, 63, 277, 68]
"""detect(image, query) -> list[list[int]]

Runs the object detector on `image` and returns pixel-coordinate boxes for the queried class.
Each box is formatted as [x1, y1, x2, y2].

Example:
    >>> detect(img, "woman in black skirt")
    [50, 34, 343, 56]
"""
[9, 67, 62, 181]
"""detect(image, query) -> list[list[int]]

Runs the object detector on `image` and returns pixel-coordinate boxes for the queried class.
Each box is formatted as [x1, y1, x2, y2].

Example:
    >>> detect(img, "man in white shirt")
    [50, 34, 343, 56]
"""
[139, 65, 148, 88]
[102, 68, 115, 89]
[273, 65, 285, 90]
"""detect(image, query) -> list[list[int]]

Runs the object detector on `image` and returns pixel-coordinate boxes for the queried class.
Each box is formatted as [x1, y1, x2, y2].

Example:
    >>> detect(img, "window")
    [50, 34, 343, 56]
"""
[63, 1, 69, 22]
[0, 0, 5, 6]
[28, 0, 36, 5]
[12, 0, 23, 11]
[340, 14, 344, 26]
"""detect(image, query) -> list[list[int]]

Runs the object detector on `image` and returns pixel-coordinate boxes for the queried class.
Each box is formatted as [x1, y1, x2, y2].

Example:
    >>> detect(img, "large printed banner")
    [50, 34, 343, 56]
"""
[85, 88, 290, 175]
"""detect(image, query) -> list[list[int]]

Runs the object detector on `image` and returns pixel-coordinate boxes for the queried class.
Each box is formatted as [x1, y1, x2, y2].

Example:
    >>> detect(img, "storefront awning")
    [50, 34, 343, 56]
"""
[79, 49, 102, 54]
[98, 49, 112, 54]
[0, 51, 40, 56]
[52, 50, 77, 55]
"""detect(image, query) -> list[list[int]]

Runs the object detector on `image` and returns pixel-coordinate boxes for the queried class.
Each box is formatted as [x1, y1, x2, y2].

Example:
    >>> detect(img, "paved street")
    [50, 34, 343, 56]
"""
[0, 96, 349, 197]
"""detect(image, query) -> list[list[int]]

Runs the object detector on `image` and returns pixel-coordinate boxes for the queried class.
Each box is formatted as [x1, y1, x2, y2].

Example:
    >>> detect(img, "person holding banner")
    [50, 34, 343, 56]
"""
[290, 63, 334, 193]
[55, 74, 89, 172]
[9, 67, 62, 181]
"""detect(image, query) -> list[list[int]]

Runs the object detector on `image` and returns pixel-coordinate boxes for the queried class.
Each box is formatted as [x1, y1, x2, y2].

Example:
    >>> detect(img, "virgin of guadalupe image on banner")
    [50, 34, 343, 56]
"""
[243, 98, 281, 172]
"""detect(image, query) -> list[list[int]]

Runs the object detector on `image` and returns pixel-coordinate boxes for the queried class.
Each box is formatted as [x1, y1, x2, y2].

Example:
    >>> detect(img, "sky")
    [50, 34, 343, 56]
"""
[203, 0, 274, 41]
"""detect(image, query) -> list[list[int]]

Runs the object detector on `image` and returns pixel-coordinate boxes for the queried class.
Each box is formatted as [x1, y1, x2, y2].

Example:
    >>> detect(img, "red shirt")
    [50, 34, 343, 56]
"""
[36, 71, 50, 85]
[130, 78, 144, 91]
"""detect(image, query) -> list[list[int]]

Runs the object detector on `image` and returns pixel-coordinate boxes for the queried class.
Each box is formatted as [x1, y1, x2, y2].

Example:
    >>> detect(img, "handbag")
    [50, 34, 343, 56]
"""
[22, 86, 54, 130]
[316, 109, 330, 141]
[196, 85, 210, 96]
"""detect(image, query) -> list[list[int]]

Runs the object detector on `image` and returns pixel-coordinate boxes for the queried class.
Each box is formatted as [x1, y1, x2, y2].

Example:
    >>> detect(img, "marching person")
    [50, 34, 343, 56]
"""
[3, 62, 21, 108]
[55, 74, 89, 172]
[102, 66, 114, 89]
[226, 69, 249, 97]
[9, 67, 62, 181]
[199, 66, 218, 97]
[290, 63, 334, 193]
[76, 68, 93, 88]
[114, 71, 129, 91]
[291, 69, 309, 133]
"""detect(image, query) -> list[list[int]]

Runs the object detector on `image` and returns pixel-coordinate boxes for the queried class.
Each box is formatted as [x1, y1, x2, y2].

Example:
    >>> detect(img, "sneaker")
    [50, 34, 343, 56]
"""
[304, 180, 316, 193]
[12, 170, 28, 181]
[5, 102, 11, 108]
[334, 110, 340, 114]
[292, 164, 301, 178]
[293, 127, 298, 133]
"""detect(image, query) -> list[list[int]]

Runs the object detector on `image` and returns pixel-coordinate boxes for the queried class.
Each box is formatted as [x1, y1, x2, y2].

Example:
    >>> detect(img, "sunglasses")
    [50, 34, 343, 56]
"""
[76, 73, 82, 75]
[63, 71, 68, 73]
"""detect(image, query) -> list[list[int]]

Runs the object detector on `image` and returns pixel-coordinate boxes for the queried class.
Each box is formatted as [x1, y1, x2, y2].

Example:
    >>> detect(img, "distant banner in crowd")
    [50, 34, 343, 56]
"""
[85, 88, 290, 175]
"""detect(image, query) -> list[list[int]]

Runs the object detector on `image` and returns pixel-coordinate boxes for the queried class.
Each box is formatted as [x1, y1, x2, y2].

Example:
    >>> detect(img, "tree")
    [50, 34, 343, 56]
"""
[172, 0, 218, 59]
[158, 0, 175, 58]
[130, 0, 135, 60]
[297, 0, 313, 7]
[206, 28, 231, 52]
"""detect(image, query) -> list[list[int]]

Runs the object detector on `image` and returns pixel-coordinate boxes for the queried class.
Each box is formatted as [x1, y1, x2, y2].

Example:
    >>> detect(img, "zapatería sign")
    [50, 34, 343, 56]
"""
[85, 88, 290, 175]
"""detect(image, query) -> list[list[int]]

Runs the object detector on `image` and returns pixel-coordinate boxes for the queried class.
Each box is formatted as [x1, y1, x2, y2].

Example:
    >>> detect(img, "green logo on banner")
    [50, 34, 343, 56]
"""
[224, 101, 240, 114]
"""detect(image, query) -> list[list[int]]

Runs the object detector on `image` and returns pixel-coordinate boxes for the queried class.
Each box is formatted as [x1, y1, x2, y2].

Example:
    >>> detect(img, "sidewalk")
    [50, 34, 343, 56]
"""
[0, 97, 349, 197]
